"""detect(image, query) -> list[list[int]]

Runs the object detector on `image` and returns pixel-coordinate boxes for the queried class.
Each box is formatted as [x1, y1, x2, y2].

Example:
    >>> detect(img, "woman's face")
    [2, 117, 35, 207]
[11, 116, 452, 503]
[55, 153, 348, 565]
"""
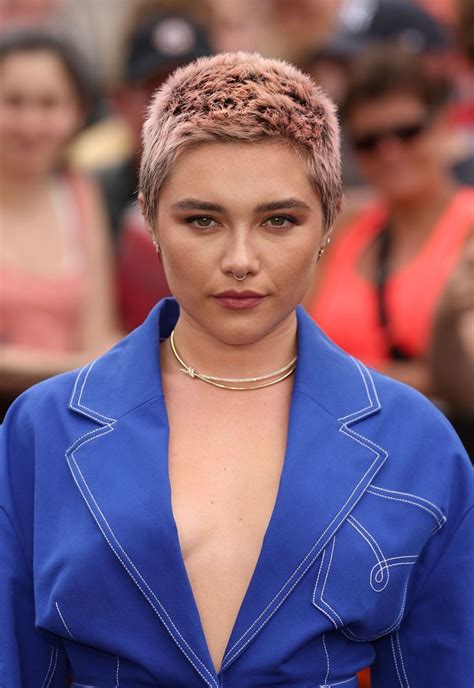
[0, 49, 83, 176]
[154, 141, 324, 346]
[347, 94, 446, 202]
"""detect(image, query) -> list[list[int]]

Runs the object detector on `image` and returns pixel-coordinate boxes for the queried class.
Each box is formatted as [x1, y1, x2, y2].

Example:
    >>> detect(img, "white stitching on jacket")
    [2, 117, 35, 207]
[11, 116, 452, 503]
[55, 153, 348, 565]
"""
[396, 630, 410, 687]
[320, 538, 344, 626]
[340, 575, 411, 642]
[45, 647, 58, 688]
[313, 548, 339, 631]
[322, 633, 330, 684]
[69, 363, 117, 425]
[55, 602, 76, 640]
[319, 676, 358, 687]
[370, 556, 418, 591]
[78, 362, 117, 423]
[347, 516, 389, 592]
[390, 633, 404, 687]
[40, 647, 54, 688]
[338, 359, 381, 423]
[366, 486, 446, 533]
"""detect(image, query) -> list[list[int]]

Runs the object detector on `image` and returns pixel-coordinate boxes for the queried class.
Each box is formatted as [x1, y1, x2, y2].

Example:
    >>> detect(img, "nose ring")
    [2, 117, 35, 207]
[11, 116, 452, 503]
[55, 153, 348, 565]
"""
[232, 272, 247, 281]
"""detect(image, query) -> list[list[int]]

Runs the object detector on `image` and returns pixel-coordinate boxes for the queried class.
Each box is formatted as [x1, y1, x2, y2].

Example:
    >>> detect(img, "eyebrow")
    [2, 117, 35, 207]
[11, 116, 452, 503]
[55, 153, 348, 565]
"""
[171, 197, 312, 213]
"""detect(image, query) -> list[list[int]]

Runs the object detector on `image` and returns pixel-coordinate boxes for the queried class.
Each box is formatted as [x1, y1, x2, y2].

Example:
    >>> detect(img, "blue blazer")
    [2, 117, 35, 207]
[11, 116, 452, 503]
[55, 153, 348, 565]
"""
[1, 299, 473, 687]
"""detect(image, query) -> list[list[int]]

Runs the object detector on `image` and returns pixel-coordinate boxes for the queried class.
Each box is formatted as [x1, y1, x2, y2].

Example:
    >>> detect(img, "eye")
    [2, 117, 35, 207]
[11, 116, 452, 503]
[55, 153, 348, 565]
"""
[263, 215, 297, 229]
[184, 216, 218, 229]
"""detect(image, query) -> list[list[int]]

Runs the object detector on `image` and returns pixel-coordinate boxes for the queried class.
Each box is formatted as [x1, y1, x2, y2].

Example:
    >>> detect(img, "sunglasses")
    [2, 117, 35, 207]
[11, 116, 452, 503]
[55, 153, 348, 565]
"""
[351, 119, 430, 154]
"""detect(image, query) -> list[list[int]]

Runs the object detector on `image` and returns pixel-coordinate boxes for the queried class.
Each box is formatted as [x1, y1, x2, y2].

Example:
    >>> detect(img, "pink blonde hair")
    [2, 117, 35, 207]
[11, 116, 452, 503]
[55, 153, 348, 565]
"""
[140, 51, 342, 235]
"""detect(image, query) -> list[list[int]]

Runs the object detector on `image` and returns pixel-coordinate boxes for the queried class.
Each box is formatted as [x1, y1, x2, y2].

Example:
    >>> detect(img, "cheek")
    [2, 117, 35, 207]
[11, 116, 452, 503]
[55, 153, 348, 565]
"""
[355, 155, 383, 180]
[272, 237, 319, 289]
[47, 108, 80, 141]
[160, 238, 215, 292]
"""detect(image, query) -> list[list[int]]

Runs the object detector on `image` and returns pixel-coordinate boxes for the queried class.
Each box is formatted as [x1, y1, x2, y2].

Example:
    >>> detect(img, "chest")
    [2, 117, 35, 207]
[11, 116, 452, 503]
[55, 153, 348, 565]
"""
[0, 194, 79, 276]
[166, 396, 289, 561]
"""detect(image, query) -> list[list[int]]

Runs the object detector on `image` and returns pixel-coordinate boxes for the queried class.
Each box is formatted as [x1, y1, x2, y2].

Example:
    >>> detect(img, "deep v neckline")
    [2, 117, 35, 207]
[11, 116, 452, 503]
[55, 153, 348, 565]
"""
[161, 389, 293, 676]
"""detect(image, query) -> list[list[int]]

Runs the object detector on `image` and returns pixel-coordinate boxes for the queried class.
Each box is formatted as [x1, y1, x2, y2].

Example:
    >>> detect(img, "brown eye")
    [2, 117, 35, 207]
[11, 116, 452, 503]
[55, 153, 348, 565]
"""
[195, 217, 213, 227]
[185, 216, 217, 228]
[264, 216, 296, 228]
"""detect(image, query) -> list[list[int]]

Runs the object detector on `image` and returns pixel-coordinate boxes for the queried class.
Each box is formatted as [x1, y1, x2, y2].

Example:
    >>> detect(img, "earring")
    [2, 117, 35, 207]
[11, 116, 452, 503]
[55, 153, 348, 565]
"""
[317, 236, 331, 261]
[152, 239, 160, 255]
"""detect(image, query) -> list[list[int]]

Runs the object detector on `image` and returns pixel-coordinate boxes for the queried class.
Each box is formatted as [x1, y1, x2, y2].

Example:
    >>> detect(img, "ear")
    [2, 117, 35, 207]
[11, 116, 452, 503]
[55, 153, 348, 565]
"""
[138, 192, 156, 239]
[138, 191, 146, 216]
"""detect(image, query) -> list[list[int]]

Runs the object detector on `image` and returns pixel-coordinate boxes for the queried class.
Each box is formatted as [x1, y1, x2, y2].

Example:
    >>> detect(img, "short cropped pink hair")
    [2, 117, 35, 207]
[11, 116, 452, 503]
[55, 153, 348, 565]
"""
[140, 52, 342, 235]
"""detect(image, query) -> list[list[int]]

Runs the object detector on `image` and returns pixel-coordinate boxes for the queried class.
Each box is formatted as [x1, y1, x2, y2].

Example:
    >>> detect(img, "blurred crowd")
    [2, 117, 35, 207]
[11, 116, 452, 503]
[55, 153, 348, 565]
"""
[0, 0, 473, 465]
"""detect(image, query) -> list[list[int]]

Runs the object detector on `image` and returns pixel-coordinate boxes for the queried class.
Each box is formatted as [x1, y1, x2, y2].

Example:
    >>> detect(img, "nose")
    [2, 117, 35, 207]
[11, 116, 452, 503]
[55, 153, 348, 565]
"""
[15, 102, 48, 139]
[374, 135, 406, 159]
[220, 228, 260, 279]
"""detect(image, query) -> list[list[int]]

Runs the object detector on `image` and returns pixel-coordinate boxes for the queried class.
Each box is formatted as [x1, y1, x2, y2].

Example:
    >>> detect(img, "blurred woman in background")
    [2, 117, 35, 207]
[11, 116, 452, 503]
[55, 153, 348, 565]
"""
[307, 49, 474, 399]
[0, 30, 119, 411]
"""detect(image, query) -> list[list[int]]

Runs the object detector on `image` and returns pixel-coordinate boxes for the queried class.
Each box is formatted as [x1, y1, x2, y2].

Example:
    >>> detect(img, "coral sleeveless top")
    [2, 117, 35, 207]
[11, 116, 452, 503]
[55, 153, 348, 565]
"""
[0, 174, 88, 353]
[309, 188, 474, 367]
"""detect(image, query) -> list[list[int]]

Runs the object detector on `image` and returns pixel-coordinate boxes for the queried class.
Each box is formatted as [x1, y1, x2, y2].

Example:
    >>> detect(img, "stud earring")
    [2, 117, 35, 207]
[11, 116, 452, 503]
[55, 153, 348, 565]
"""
[152, 239, 160, 255]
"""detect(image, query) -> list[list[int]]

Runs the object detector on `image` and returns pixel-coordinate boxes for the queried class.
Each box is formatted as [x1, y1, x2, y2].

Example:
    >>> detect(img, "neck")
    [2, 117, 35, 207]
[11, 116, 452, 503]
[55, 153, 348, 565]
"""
[388, 172, 456, 236]
[168, 308, 298, 381]
[0, 167, 52, 207]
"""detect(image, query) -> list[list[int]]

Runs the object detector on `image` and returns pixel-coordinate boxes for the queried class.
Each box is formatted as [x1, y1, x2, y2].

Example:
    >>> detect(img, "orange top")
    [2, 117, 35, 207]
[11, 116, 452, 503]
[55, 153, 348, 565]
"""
[309, 188, 474, 367]
[0, 174, 88, 353]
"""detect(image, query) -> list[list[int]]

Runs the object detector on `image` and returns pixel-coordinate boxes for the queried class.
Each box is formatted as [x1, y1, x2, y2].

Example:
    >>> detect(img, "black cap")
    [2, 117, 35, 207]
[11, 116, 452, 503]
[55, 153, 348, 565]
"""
[362, 0, 450, 53]
[123, 13, 213, 84]
[315, 0, 450, 62]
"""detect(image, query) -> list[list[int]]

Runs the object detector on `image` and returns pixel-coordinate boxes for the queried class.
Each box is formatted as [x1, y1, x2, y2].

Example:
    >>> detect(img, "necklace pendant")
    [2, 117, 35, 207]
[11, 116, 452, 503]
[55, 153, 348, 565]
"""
[170, 329, 297, 390]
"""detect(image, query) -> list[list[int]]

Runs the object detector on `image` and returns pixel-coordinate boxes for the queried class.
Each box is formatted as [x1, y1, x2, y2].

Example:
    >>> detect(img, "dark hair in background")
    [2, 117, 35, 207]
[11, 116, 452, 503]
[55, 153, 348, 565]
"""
[457, 0, 474, 66]
[0, 28, 93, 114]
[340, 48, 452, 122]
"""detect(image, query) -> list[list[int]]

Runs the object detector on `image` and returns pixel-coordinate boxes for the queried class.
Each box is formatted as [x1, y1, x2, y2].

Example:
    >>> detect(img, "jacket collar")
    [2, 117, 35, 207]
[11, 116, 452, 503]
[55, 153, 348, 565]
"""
[67, 298, 387, 683]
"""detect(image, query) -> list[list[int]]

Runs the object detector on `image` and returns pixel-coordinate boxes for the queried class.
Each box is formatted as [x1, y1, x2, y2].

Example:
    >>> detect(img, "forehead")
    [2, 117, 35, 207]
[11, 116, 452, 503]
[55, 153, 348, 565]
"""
[348, 93, 427, 130]
[0, 50, 70, 90]
[160, 140, 319, 207]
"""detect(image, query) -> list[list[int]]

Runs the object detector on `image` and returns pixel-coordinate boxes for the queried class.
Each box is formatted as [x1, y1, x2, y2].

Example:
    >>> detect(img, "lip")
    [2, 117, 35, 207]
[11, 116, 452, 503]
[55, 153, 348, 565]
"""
[214, 290, 264, 298]
[213, 290, 266, 310]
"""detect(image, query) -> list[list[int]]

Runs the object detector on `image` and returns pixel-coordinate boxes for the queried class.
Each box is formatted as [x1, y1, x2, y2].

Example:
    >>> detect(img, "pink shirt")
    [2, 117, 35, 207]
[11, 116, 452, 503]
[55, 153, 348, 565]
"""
[0, 174, 88, 353]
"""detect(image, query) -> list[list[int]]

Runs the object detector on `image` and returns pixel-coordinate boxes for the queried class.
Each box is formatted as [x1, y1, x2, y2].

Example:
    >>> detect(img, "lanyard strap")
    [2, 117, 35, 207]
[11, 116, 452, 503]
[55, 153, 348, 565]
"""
[374, 222, 413, 361]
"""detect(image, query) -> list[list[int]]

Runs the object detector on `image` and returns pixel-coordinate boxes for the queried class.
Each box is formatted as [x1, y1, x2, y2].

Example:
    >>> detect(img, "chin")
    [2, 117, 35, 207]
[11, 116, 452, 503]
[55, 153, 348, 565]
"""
[211, 307, 298, 347]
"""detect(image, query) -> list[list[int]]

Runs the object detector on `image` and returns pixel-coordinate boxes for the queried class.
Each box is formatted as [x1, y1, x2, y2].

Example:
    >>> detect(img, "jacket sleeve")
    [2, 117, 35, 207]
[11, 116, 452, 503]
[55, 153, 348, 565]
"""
[370, 438, 474, 687]
[0, 398, 70, 687]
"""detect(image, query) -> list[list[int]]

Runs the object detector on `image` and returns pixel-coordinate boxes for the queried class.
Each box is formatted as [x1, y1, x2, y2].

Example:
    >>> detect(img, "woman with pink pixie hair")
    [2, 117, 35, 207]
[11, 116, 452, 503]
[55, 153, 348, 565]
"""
[1, 52, 473, 687]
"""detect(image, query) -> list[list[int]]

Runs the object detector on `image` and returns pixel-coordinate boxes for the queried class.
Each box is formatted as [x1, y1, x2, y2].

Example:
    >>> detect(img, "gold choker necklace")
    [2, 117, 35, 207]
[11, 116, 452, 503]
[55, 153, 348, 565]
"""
[169, 330, 297, 391]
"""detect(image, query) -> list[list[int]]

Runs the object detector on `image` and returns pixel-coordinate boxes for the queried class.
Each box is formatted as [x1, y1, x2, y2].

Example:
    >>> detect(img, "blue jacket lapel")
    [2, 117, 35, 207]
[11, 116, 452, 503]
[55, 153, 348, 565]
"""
[67, 300, 219, 687]
[67, 300, 388, 680]
[221, 309, 388, 670]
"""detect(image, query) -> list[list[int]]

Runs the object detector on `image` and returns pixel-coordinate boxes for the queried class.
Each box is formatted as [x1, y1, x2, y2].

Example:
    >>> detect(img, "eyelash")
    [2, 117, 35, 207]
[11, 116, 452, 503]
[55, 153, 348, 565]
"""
[183, 215, 299, 230]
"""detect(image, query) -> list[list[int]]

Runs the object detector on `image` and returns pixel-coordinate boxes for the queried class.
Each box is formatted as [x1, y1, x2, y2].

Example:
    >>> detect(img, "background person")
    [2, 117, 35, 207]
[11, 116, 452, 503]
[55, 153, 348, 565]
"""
[306, 49, 474, 400]
[93, 6, 213, 240]
[93, 8, 213, 331]
[0, 30, 119, 413]
[430, 235, 474, 455]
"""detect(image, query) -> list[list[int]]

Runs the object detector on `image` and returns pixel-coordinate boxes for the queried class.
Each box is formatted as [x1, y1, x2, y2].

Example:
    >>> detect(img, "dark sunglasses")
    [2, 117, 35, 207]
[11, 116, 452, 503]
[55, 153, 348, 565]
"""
[351, 119, 430, 154]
